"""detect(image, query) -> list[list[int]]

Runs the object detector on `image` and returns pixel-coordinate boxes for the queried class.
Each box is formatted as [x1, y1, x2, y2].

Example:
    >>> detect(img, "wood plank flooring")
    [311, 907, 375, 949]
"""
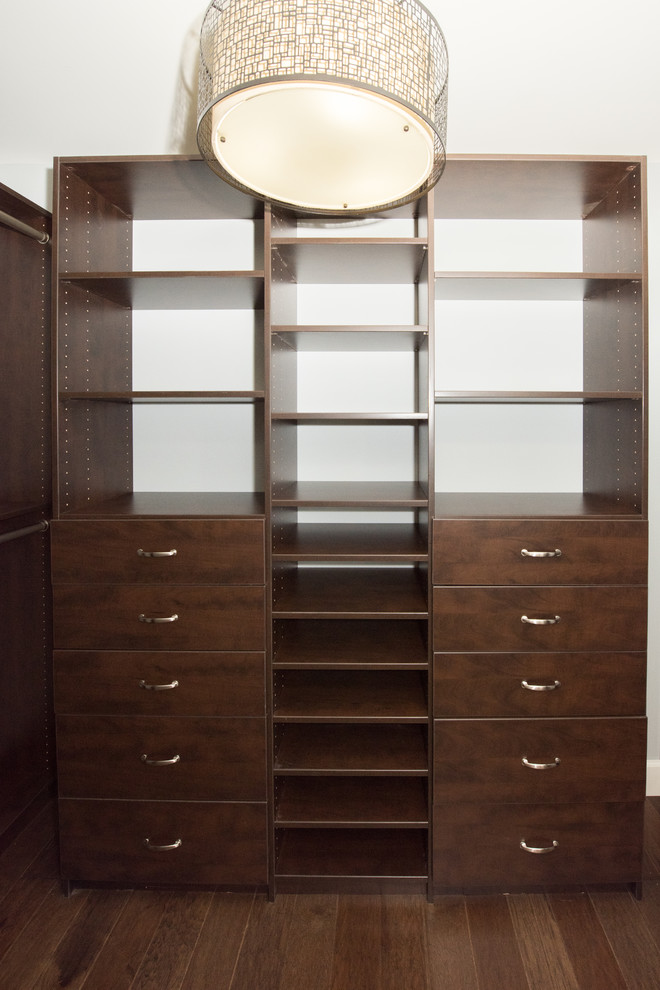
[1, 799, 659, 990]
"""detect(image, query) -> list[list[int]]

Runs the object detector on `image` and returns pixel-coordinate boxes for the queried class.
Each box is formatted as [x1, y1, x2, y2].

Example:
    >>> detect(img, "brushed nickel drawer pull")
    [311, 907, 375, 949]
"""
[138, 613, 179, 624]
[520, 839, 558, 854]
[522, 756, 561, 770]
[521, 614, 561, 625]
[141, 753, 181, 766]
[143, 837, 182, 851]
[521, 548, 562, 558]
[521, 679, 561, 692]
[137, 548, 177, 557]
[139, 679, 179, 691]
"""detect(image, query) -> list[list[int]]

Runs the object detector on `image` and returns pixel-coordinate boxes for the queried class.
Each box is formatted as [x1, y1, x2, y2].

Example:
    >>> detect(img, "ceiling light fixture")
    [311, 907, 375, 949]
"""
[197, 0, 448, 214]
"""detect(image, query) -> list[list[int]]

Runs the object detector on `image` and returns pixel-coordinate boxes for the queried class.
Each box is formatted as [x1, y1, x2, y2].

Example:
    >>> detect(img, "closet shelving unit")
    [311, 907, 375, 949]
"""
[49, 154, 648, 896]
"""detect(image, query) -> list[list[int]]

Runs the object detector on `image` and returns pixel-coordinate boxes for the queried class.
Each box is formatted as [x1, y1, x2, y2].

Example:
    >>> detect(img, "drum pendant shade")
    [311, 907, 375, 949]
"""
[197, 0, 448, 214]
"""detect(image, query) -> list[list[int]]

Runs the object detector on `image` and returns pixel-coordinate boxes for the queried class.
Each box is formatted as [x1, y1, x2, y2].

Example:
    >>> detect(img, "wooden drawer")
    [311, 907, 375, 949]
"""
[432, 801, 644, 889]
[433, 652, 646, 718]
[432, 519, 647, 586]
[433, 717, 646, 804]
[51, 518, 265, 585]
[53, 585, 265, 651]
[58, 799, 268, 886]
[54, 651, 265, 716]
[56, 715, 266, 801]
[432, 586, 646, 652]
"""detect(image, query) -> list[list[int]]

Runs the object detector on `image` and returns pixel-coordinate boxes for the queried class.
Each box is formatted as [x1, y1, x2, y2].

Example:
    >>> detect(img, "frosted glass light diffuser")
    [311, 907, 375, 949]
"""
[197, 0, 448, 214]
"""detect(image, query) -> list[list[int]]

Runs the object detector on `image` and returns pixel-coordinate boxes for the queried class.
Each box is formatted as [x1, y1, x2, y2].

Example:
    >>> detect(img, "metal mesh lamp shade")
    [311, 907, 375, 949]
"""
[197, 0, 448, 213]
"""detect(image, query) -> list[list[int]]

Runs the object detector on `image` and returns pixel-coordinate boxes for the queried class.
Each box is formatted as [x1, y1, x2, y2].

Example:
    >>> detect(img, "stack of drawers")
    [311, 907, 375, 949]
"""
[432, 519, 647, 891]
[51, 519, 267, 887]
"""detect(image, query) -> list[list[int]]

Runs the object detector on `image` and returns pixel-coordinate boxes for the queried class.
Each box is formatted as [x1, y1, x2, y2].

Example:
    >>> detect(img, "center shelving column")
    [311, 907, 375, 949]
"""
[268, 201, 435, 893]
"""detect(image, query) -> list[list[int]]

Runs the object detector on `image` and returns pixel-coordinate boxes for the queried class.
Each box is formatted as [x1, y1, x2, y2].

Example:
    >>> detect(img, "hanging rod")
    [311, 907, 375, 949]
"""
[0, 208, 50, 244]
[0, 519, 49, 546]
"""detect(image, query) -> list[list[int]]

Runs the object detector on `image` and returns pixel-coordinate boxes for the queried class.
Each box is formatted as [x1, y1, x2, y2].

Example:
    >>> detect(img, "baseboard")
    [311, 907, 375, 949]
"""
[647, 760, 660, 795]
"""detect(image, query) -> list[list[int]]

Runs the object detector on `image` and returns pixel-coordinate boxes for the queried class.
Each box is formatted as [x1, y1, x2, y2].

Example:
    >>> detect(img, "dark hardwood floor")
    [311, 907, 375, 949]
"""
[1, 798, 660, 990]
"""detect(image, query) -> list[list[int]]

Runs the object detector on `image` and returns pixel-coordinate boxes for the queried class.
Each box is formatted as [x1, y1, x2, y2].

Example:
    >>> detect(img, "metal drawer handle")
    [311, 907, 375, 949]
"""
[521, 679, 561, 692]
[141, 753, 181, 766]
[521, 548, 562, 558]
[520, 839, 558, 854]
[521, 614, 561, 625]
[137, 548, 177, 557]
[138, 613, 179, 624]
[139, 679, 179, 691]
[143, 837, 182, 852]
[522, 756, 561, 770]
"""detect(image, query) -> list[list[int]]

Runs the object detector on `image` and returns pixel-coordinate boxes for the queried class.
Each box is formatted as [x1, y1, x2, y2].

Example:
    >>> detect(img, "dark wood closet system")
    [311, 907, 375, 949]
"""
[0, 183, 53, 847]
[49, 154, 648, 897]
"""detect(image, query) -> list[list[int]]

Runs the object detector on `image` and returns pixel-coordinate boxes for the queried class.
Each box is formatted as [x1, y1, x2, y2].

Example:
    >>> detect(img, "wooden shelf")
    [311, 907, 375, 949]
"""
[272, 523, 428, 562]
[275, 828, 427, 879]
[274, 724, 428, 775]
[272, 411, 427, 422]
[271, 481, 428, 507]
[272, 620, 428, 669]
[271, 326, 428, 352]
[60, 391, 265, 404]
[274, 671, 428, 722]
[61, 272, 265, 309]
[433, 492, 644, 520]
[275, 777, 428, 827]
[435, 391, 643, 404]
[434, 273, 640, 301]
[57, 491, 266, 519]
[272, 566, 428, 618]
[272, 238, 428, 284]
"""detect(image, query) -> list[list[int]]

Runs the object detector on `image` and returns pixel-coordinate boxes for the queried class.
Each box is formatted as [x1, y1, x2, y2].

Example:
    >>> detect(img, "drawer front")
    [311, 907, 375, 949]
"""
[433, 718, 646, 804]
[433, 586, 647, 652]
[54, 651, 265, 717]
[432, 519, 648, 586]
[56, 715, 266, 801]
[433, 801, 644, 889]
[433, 652, 646, 718]
[53, 585, 265, 651]
[51, 519, 265, 585]
[58, 799, 268, 886]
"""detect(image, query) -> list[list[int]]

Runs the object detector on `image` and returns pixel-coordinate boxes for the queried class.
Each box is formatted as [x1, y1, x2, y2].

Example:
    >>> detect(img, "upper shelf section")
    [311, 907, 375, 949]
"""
[57, 156, 264, 221]
[434, 156, 644, 220]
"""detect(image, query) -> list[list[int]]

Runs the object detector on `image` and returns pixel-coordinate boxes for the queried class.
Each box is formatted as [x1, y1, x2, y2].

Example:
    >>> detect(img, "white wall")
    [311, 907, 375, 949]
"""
[1, 0, 659, 780]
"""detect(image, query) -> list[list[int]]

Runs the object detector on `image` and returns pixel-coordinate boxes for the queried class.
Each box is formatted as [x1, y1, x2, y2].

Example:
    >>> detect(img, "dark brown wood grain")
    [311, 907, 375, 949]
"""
[432, 586, 647, 652]
[51, 518, 265, 584]
[55, 715, 266, 801]
[52, 585, 265, 651]
[432, 519, 648, 585]
[433, 652, 646, 718]
[54, 650, 266, 717]
[433, 717, 647, 804]
[58, 800, 268, 887]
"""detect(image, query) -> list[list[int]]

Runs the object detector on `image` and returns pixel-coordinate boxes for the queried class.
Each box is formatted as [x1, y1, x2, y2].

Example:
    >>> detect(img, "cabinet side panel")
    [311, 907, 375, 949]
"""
[583, 282, 643, 392]
[0, 218, 51, 509]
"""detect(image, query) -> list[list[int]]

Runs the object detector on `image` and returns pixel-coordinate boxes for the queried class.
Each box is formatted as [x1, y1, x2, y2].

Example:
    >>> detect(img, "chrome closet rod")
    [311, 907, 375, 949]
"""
[0, 520, 49, 546]
[0, 209, 50, 244]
